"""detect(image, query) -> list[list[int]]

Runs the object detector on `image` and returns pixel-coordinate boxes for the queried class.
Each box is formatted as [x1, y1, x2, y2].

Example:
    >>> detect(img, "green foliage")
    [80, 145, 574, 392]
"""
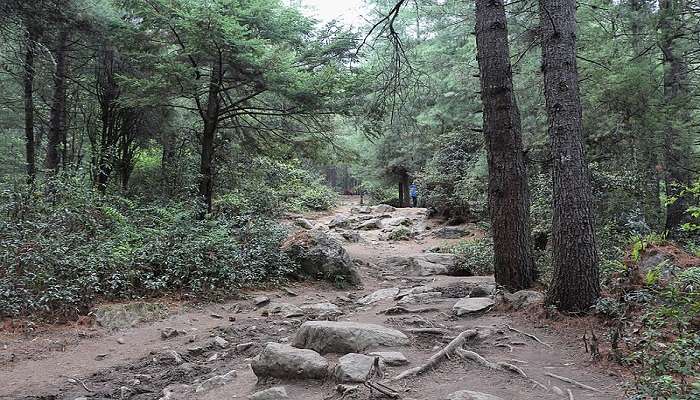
[0, 176, 296, 319]
[625, 287, 700, 399]
[387, 226, 412, 241]
[448, 238, 495, 276]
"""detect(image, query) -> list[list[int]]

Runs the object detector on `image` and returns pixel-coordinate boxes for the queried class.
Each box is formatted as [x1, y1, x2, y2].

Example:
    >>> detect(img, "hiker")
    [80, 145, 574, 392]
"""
[409, 182, 418, 207]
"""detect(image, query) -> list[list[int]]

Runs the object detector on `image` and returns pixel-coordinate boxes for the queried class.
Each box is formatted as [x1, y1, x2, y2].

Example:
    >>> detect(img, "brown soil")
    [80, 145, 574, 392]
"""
[0, 197, 626, 400]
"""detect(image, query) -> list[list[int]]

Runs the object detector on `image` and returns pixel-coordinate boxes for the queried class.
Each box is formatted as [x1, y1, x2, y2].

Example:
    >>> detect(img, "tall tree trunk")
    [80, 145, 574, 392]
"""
[23, 25, 38, 184]
[475, 0, 535, 290]
[45, 29, 69, 173]
[540, 0, 600, 312]
[659, 0, 690, 231]
[398, 181, 404, 207]
[198, 60, 222, 217]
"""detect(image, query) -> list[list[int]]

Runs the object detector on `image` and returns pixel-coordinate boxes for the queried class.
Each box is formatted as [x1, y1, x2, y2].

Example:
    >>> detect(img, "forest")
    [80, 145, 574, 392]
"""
[0, 0, 699, 399]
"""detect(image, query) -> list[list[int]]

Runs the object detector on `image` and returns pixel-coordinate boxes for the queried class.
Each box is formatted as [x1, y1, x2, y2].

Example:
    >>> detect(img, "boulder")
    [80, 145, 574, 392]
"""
[384, 217, 413, 227]
[503, 290, 544, 309]
[300, 302, 343, 320]
[265, 302, 305, 318]
[251, 343, 329, 380]
[444, 391, 504, 400]
[294, 218, 314, 230]
[341, 231, 363, 243]
[254, 296, 271, 306]
[433, 226, 470, 239]
[329, 214, 353, 228]
[334, 353, 382, 383]
[469, 284, 496, 298]
[372, 204, 396, 213]
[94, 302, 168, 330]
[356, 288, 400, 305]
[282, 230, 361, 286]
[395, 286, 434, 300]
[159, 384, 193, 400]
[453, 297, 495, 316]
[293, 321, 409, 354]
[368, 351, 409, 366]
[249, 386, 289, 400]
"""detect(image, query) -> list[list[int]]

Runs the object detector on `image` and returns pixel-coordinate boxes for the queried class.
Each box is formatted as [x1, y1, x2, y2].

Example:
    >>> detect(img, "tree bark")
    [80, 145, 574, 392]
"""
[23, 25, 39, 184]
[45, 28, 69, 173]
[659, 0, 691, 231]
[198, 59, 222, 217]
[475, 0, 535, 291]
[539, 0, 600, 312]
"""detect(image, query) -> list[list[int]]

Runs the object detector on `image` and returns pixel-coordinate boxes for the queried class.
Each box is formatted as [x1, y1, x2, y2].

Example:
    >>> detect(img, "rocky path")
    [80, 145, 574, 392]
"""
[0, 199, 624, 400]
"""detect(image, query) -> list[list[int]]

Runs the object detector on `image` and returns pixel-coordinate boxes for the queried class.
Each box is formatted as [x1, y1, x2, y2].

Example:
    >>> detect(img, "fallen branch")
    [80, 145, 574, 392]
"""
[61, 375, 93, 392]
[567, 388, 575, 400]
[506, 324, 551, 348]
[495, 343, 513, 352]
[544, 372, 602, 393]
[390, 329, 478, 381]
[364, 381, 399, 398]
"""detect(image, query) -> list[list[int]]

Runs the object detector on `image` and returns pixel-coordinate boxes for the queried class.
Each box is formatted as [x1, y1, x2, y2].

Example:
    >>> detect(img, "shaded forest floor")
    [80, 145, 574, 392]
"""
[0, 197, 627, 399]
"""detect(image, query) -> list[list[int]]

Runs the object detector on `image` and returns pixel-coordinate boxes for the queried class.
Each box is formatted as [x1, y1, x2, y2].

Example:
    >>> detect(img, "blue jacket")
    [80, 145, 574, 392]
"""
[409, 184, 418, 197]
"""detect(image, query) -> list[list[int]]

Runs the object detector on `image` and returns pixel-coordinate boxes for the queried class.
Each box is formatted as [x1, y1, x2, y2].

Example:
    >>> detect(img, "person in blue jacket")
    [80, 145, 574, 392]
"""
[409, 182, 418, 207]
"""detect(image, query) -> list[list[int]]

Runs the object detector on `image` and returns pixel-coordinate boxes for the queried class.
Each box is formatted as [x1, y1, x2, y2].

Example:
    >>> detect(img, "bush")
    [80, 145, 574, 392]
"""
[0, 176, 296, 319]
[448, 238, 494, 276]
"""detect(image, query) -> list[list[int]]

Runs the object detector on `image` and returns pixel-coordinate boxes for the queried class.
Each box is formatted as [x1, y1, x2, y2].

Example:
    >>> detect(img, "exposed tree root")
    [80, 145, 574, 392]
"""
[379, 306, 440, 315]
[506, 324, 551, 348]
[455, 349, 527, 378]
[389, 329, 478, 381]
[545, 372, 602, 393]
[567, 388, 575, 400]
[364, 381, 400, 398]
[405, 328, 449, 335]
[495, 343, 513, 352]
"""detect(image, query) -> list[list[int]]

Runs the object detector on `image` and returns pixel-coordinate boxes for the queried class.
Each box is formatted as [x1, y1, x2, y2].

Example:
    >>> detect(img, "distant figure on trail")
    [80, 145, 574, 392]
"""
[409, 182, 418, 207]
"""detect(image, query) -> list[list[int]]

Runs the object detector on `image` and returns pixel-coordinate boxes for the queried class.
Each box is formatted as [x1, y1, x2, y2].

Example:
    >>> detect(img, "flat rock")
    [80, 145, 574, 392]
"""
[445, 390, 504, 400]
[251, 343, 329, 380]
[453, 297, 495, 316]
[293, 321, 409, 354]
[282, 230, 361, 286]
[356, 218, 382, 230]
[249, 386, 289, 400]
[300, 302, 343, 320]
[470, 284, 496, 298]
[334, 353, 382, 383]
[368, 351, 409, 366]
[356, 288, 400, 305]
[212, 336, 229, 349]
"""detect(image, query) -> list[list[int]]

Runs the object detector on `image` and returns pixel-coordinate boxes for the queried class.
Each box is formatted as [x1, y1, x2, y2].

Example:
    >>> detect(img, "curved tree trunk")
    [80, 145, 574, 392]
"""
[475, 0, 535, 290]
[539, 0, 600, 312]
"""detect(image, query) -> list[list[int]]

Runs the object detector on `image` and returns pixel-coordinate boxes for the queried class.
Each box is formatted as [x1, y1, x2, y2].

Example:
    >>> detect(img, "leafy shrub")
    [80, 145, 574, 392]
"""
[387, 227, 412, 241]
[448, 238, 494, 276]
[0, 176, 296, 319]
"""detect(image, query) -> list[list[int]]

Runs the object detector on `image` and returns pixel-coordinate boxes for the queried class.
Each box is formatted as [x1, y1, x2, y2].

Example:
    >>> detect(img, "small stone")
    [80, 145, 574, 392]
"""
[116, 338, 126, 345]
[207, 353, 220, 362]
[356, 288, 400, 305]
[334, 353, 382, 383]
[294, 218, 314, 230]
[158, 350, 184, 365]
[552, 386, 565, 396]
[95, 353, 108, 360]
[161, 327, 179, 340]
[187, 346, 204, 356]
[368, 351, 409, 366]
[236, 342, 254, 352]
[251, 343, 329, 380]
[195, 370, 237, 393]
[213, 336, 230, 349]
[229, 316, 236, 322]
[254, 296, 271, 306]
[210, 313, 223, 319]
[249, 386, 289, 400]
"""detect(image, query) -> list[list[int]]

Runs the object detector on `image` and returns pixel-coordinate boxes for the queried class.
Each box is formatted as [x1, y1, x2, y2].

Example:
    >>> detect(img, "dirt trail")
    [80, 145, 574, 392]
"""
[0, 198, 624, 400]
